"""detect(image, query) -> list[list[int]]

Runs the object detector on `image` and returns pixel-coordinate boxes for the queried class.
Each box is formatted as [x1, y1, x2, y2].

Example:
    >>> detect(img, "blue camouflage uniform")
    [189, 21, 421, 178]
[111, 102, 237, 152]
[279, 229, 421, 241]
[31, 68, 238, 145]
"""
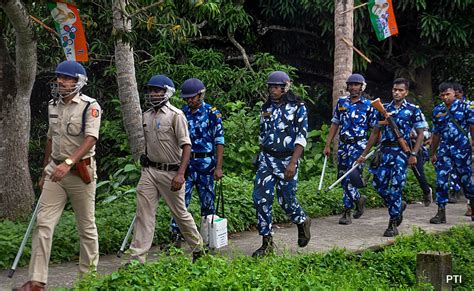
[373, 100, 427, 219]
[331, 96, 377, 209]
[448, 96, 469, 194]
[432, 99, 474, 207]
[171, 101, 224, 233]
[253, 97, 308, 236]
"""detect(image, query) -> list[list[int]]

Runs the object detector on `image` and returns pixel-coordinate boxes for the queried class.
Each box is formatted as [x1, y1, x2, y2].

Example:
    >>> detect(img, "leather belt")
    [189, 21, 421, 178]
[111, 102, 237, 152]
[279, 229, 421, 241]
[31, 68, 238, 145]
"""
[381, 141, 400, 147]
[262, 147, 293, 159]
[191, 152, 214, 159]
[53, 157, 91, 166]
[148, 161, 180, 171]
[340, 135, 366, 144]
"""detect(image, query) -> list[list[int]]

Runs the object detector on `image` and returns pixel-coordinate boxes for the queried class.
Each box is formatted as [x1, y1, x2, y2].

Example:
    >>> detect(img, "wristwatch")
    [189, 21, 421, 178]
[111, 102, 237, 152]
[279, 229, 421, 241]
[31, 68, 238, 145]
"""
[410, 151, 417, 157]
[65, 158, 74, 166]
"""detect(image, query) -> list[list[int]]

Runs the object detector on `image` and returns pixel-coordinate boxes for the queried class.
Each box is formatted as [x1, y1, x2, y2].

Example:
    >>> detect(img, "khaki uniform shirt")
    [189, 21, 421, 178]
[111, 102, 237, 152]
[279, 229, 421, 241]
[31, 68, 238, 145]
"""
[143, 102, 191, 164]
[47, 93, 101, 161]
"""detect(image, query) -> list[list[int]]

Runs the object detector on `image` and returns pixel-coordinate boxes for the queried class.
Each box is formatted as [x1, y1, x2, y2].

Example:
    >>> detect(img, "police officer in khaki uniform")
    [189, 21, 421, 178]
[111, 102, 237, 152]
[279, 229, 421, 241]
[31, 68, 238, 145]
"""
[15, 61, 101, 291]
[128, 75, 204, 263]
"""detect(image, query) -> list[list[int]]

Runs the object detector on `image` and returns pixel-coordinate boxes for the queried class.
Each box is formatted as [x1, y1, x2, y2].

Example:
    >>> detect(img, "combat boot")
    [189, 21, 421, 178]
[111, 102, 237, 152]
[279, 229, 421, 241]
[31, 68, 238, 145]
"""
[448, 191, 458, 203]
[339, 209, 352, 225]
[252, 235, 275, 257]
[353, 195, 367, 219]
[171, 232, 184, 248]
[192, 249, 205, 263]
[297, 218, 312, 247]
[396, 201, 407, 226]
[383, 218, 399, 237]
[429, 207, 446, 224]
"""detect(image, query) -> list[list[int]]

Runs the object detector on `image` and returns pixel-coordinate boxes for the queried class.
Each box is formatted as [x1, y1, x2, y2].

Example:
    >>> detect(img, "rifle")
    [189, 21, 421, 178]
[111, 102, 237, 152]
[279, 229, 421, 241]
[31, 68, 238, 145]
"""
[371, 98, 410, 154]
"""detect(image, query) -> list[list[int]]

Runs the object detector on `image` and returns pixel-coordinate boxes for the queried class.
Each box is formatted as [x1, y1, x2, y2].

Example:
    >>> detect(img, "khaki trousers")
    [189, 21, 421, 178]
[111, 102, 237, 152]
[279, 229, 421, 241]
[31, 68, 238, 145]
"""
[129, 167, 203, 262]
[29, 162, 98, 284]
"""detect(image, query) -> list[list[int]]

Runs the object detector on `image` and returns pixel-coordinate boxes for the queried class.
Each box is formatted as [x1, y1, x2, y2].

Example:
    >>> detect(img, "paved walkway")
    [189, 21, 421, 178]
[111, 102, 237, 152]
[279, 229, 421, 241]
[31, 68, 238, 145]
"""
[1, 202, 472, 290]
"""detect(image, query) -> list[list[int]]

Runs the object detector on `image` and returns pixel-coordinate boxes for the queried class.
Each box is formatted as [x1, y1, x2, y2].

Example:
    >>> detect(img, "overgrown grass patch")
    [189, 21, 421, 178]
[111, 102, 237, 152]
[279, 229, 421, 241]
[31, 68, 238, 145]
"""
[75, 226, 474, 289]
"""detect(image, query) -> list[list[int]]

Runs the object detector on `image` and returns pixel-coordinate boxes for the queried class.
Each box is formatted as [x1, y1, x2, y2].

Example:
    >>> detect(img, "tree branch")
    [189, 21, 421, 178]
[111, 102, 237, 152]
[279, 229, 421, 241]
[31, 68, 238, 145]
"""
[227, 31, 254, 72]
[130, 0, 165, 18]
[187, 35, 227, 42]
[258, 25, 319, 38]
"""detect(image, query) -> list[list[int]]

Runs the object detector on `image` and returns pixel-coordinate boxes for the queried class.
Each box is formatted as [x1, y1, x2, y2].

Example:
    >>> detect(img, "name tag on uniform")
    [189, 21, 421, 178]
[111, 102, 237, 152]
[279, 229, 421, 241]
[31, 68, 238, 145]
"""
[49, 114, 58, 118]
[338, 106, 347, 111]
[435, 112, 447, 118]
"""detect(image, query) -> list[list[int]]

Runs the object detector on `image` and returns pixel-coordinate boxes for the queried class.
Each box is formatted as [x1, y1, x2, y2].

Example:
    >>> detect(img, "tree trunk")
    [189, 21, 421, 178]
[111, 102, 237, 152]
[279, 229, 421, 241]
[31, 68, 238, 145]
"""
[332, 0, 354, 162]
[112, 0, 145, 161]
[0, 0, 37, 219]
[413, 64, 434, 114]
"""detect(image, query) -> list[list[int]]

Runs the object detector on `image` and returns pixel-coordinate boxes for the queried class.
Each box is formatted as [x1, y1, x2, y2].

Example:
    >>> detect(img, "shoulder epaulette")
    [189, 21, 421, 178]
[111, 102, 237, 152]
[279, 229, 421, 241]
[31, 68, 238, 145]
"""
[79, 94, 97, 104]
[167, 104, 183, 114]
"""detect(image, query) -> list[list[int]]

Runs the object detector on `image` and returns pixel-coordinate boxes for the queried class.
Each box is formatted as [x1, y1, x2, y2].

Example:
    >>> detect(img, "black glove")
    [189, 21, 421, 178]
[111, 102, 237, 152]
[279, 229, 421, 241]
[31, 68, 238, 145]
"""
[140, 154, 150, 167]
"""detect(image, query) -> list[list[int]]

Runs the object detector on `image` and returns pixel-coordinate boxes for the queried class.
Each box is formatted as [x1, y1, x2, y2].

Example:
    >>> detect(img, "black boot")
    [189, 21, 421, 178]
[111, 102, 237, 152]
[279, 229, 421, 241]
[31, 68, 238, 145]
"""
[192, 249, 205, 263]
[430, 207, 446, 224]
[383, 218, 399, 237]
[396, 201, 407, 226]
[448, 190, 458, 203]
[160, 232, 184, 252]
[353, 195, 367, 219]
[339, 209, 352, 225]
[252, 235, 275, 257]
[423, 187, 433, 207]
[297, 219, 312, 247]
[171, 232, 184, 248]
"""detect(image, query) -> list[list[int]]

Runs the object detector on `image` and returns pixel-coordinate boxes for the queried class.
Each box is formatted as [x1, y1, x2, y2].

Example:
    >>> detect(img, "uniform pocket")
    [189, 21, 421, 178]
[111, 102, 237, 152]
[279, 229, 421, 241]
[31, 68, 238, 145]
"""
[66, 117, 82, 136]
[50, 118, 60, 136]
[156, 125, 172, 141]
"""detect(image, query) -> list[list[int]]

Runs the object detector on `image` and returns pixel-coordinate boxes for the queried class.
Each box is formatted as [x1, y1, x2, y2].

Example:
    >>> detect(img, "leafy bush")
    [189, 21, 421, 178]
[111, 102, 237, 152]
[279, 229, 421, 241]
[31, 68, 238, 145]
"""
[75, 226, 474, 289]
[0, 163, 431, 270]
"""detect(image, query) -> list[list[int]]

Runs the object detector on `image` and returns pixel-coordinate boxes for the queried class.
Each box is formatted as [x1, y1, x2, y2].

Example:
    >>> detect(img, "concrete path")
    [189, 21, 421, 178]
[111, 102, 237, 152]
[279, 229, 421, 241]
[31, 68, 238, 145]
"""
[1, 202, 472, 290]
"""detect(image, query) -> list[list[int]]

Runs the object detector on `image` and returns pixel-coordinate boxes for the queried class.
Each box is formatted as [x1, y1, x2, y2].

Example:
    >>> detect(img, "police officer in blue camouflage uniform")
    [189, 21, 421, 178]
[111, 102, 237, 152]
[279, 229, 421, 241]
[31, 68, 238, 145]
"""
[169, 78, 225, 245]
[446, 83, 467, 205]
[429, 82, 474, 223]
[252, 71, 311, 257]
[357, 78, 426, 237]
[324, 73, 376, 225]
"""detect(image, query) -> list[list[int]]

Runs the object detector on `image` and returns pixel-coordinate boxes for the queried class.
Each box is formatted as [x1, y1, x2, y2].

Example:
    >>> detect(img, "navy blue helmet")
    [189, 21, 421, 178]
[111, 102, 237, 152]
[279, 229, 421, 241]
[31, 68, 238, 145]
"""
[181, 78, 205, 98]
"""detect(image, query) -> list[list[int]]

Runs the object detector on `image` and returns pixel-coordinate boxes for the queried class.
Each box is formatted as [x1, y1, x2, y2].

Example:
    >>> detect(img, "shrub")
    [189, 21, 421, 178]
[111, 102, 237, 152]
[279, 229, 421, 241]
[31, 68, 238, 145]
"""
[75, 226, 474, 289]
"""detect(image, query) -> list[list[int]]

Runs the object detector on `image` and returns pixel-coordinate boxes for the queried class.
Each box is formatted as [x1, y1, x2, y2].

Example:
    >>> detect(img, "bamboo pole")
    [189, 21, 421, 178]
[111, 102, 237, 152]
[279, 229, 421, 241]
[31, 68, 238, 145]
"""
[341, 2, 368, 14]
[29, 15, 59, 37]
[341, 37, 372, 63]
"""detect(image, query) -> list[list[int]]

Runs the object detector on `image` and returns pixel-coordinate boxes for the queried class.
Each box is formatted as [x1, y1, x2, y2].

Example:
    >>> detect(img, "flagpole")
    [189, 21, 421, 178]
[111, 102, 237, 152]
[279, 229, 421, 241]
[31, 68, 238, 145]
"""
[341, 37, 372, 63]
[29, 15, 59, 37]
[340, 2, 368, 14]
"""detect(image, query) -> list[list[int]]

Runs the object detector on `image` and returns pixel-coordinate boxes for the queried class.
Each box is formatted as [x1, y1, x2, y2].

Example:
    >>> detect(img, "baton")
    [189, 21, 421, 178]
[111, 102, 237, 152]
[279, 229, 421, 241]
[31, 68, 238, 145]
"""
[317, 155, 328, 193]
[117, 215, 136, 258]
[326, 147, 378, 191]
[8, 196, 41, 278]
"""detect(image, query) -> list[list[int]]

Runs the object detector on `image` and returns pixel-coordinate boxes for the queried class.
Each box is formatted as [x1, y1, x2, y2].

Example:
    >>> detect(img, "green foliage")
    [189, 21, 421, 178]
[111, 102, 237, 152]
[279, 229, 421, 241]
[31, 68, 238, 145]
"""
[221, 101, 260, 178]
[96, 161, 141, 204]
[75, 226, 474, 289]
[0, 162, 433, 270]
